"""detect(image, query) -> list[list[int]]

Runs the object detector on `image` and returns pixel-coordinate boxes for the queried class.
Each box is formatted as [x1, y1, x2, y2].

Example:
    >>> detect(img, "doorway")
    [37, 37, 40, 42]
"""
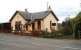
[37, 21, 41, 31]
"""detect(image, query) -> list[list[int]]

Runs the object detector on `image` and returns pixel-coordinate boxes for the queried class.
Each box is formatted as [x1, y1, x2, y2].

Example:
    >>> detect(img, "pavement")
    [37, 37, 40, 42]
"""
[0, 33, 81, 50]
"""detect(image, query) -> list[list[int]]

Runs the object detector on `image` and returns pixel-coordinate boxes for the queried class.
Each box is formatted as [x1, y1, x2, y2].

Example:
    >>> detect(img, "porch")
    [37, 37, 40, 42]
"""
[25, 20, 42, 33]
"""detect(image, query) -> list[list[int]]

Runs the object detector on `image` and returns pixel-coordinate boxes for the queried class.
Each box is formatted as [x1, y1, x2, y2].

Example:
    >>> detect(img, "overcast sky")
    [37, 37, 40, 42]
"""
[0, 0, 80, 23]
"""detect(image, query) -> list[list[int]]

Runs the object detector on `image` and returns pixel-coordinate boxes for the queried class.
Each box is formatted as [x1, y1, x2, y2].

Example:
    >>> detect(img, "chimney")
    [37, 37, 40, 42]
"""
[47, 2, 52, 12]
[48, 6, 52, 12]
[25, 9, 28, 13]
[31, 15, 32, 20]
[25, 9, 29, 17]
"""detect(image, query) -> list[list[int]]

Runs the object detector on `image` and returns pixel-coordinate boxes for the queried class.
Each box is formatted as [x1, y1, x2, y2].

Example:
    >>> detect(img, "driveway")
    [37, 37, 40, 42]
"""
[0, 33, 81, 50]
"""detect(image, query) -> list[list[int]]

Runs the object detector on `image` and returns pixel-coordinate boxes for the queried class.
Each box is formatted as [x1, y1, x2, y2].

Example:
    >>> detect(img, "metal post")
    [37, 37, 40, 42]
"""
[73, 24, 75, 39]
[78, 30, 80, 39]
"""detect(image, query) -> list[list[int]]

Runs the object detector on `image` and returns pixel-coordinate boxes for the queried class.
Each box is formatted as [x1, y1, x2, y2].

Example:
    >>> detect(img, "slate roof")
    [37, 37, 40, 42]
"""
[30, 11, 49, 19]
[10, 10, 59, 22]
[18, 11, 49, 20]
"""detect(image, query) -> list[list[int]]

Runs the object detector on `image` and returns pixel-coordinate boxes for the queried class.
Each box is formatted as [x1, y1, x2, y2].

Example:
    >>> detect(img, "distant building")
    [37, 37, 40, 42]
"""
[10, 6, 59, 33]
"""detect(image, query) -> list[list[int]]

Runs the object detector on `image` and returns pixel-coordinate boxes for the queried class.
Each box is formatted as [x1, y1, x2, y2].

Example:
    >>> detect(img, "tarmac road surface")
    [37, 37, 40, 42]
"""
[0, 33, 81, 50]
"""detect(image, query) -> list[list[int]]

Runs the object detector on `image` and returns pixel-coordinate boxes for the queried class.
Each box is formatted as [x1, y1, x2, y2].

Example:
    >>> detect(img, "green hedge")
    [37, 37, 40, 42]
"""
[40, 31, 64, 38]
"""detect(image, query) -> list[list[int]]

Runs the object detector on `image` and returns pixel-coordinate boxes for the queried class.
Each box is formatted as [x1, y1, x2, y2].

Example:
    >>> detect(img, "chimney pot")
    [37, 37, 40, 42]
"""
[25, 9, 27, 13]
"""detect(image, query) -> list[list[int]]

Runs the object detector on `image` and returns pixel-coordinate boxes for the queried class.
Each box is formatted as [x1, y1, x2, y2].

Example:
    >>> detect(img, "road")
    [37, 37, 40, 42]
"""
[0, 33, 81, 50]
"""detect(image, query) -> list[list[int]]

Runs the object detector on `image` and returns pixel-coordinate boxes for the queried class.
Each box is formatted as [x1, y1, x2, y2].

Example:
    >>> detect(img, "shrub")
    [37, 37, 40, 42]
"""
[40, 31, 64, 38]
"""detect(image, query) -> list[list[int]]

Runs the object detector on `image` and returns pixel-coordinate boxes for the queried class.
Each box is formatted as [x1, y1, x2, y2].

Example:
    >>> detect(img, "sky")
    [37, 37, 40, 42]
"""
[0, 0, 80, 23]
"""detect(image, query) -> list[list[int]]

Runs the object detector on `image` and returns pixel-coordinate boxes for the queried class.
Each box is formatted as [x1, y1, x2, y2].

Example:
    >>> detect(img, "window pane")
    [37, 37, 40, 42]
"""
[52, 23, 56, 26]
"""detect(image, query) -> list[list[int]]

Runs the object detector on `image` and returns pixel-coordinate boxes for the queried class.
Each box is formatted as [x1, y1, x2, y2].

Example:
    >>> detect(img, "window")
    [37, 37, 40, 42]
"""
[52, 23, 56, 26]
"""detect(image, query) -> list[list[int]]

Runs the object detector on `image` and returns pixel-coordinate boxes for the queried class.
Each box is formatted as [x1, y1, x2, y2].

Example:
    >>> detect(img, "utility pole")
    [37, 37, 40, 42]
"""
[70, 16, 75, 39]
[73, 24, 75, 39]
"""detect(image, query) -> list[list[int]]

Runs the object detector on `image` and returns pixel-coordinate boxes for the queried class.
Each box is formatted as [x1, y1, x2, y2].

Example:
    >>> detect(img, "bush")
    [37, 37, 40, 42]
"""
[40, 31, 64, 38]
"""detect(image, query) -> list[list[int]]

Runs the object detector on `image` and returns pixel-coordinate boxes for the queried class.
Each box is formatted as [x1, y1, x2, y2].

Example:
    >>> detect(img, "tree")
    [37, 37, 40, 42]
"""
[62, 17, 73, 35]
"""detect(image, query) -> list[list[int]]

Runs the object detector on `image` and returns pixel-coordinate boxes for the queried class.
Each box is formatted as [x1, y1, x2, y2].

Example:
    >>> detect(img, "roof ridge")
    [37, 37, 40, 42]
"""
[30, 11, 48, 14]
[16, 10, 25, 12]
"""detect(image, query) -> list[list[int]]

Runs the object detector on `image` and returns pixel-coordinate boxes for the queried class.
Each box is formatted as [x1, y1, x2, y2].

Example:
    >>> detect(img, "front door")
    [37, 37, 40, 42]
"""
[26, 24, 28, 31]
[37, 21, 41, 31]
[32, 23, 35, 31]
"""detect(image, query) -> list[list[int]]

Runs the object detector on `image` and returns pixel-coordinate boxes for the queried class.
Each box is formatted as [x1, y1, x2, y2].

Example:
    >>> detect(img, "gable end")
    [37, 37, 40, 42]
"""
[42, 11, 59, 21]
[50, 11, 59, 21]
[9, 11, 26, 22]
